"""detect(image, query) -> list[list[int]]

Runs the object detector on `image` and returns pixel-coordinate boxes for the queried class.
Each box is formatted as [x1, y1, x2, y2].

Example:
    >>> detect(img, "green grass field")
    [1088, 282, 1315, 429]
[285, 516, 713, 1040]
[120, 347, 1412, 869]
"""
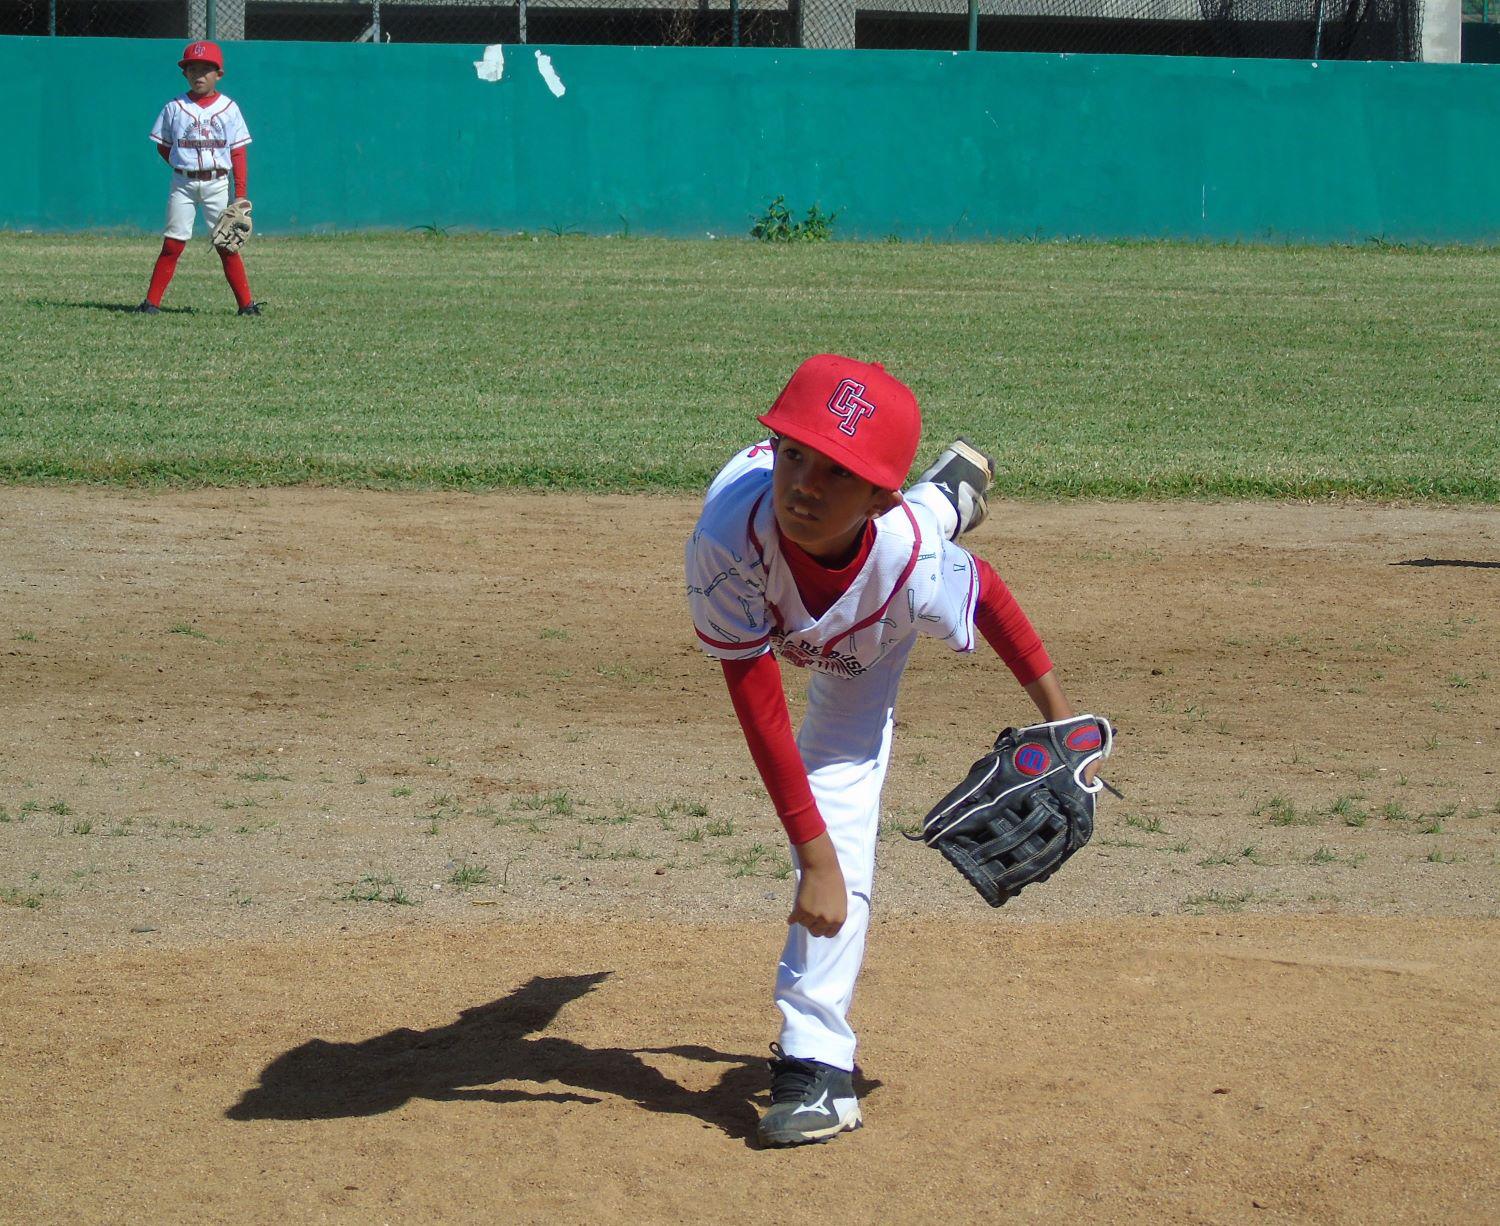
[2, 234, 1495, 499]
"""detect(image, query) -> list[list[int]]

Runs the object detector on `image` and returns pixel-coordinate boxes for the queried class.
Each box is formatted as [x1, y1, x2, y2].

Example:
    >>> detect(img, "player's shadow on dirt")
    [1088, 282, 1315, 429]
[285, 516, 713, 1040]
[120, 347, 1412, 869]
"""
[1393, 557, 1500, 570]
[27, 298, 198, 314]
[225, 971, 879, 1144]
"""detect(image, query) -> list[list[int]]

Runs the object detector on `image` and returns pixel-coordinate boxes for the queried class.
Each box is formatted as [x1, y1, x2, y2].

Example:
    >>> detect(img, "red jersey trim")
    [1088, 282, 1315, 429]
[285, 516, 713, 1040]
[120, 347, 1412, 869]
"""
[820, 499, 922, 656]
[696, 627, 770, 652]
[745, 490, 767, 563]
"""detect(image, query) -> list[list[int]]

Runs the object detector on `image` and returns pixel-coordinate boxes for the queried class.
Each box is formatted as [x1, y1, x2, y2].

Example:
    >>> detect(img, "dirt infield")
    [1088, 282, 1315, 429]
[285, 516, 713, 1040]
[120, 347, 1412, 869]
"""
[3, 489, 1498, 1222]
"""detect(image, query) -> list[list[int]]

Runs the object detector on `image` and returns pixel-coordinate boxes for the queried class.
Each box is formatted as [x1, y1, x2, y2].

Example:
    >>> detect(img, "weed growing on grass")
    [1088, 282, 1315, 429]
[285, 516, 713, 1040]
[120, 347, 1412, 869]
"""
[1382, 802, 1413, 823]
[235, 769, 290, 782]
[1425, 848, 1460, 864]
[169, 623, 210, 639]
[751, 196, 837, 243]
[392, 785, 413, 798]
[68, 819, 93, 835]
[1419, 819, 1444, 835]
[14, 630, 36, 642]
[218, 796, 263, 810]
[705, 817, 736, 837]
[1098, 837, 1146, 849]
[679, 826, 705, 843]
[46, 799, 73, 817]
[1309, 847, 1338, 864]
[341, 874, 414, 905]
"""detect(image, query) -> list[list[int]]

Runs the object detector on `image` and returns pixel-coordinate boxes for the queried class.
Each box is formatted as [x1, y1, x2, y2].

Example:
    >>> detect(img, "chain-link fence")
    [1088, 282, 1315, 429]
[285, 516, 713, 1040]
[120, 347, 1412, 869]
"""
[0, 0, 1426, 57]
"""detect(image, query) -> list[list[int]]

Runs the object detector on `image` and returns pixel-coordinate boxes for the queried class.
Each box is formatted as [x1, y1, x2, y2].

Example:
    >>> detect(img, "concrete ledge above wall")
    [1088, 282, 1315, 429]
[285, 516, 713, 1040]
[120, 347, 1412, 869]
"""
[2, 35, 1497, 242]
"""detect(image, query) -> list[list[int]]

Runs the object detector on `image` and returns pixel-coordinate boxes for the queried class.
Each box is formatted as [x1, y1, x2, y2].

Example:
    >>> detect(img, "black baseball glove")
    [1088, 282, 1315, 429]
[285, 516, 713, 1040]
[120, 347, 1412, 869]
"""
[915, 714, 1116, 907]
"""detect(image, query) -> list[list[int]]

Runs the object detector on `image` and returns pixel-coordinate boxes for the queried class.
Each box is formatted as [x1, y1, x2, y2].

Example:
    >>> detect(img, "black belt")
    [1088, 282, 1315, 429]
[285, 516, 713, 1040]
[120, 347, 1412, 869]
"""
[180, 168, 227, 180]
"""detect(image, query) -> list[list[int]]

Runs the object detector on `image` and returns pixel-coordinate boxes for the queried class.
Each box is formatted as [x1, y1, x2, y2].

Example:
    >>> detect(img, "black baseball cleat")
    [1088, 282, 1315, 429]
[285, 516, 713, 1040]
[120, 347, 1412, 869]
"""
[132, 301, 161, 314]
[756, 1044, 862, 1148]
[912, 437, 995, 538]
[237, 302, 264, 316]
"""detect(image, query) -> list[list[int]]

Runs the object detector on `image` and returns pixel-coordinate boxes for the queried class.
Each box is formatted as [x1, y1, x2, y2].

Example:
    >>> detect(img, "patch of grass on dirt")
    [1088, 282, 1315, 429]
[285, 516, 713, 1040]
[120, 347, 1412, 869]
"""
[1256, 795, 1316, 827]
[446, 861, 492, 890]
[1, 884, 45, 909]
[512, 791, 575, 817]
[340, 874, 415, 905]
[1183, 889, 1255, 913]
[2, 236, 1496, 500]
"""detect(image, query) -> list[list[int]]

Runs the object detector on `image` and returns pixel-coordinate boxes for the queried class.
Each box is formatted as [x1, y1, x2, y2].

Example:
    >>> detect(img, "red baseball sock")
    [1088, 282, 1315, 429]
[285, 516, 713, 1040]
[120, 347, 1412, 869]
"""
[145, 238, 186, 306]
[217, 249, 253, 309]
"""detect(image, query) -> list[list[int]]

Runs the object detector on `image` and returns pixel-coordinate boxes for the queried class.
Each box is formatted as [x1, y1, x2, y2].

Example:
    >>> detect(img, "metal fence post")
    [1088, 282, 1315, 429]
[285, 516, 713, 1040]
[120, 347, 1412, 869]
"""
[48, 0, 56, 35]
[1311, 0, 1325, 58]
[967, 0, 979, 50]
[731, 0, 740, 45]
[519, 0, 528, 43]
[207, 0, 217, 39]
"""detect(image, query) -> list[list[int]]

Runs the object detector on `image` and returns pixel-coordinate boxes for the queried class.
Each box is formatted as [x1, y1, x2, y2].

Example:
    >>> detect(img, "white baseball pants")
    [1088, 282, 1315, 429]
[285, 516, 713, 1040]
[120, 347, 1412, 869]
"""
[163, 172, 230, 241]
[775, 631, 919, 1072]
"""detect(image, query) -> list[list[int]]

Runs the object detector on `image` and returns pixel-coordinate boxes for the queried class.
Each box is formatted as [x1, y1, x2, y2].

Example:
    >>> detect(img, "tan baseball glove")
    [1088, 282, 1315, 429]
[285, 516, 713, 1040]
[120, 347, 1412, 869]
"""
[211, 198, 253, 253]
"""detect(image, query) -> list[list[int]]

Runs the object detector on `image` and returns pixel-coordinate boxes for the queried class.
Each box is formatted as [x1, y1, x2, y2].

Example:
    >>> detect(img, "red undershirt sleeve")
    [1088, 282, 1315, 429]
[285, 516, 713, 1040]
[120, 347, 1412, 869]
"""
[974, 556, 1053, 685]
[230, 146, 248, 199]
[157, 144, 171, 164]
[720, 654, 826, 846]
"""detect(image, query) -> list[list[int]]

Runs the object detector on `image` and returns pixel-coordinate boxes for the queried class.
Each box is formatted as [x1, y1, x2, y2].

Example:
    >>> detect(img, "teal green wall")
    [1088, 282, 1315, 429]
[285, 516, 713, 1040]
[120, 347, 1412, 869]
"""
[2, 35, 1497, 242]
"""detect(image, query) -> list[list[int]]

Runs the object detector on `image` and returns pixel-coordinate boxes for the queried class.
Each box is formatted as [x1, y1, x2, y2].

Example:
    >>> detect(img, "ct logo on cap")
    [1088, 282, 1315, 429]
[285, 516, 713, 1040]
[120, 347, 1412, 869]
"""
[826, 378, 877, 436]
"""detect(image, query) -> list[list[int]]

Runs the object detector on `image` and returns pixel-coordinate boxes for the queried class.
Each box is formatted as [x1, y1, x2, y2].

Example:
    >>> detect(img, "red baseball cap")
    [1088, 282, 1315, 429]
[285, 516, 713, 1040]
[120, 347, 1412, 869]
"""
[179, 40, 224, 69]
[758, 354, 921, 491]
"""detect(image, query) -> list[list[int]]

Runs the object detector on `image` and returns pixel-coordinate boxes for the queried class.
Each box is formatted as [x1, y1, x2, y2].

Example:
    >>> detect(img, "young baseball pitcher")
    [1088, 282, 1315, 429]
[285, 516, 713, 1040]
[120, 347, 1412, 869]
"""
[135, 40, 259, 316]
[685, 354, 1093, 1147]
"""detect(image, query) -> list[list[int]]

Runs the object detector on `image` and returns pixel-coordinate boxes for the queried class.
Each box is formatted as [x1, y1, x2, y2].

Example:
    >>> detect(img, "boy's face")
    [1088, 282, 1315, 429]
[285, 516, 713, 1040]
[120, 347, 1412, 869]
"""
[770, 436, 900, 564]
[182, 62, 223, 95]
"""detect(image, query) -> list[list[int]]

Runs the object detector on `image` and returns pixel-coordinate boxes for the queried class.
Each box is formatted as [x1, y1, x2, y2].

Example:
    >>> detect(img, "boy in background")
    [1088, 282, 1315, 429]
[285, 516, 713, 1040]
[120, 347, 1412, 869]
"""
[136, 40, 259, 316]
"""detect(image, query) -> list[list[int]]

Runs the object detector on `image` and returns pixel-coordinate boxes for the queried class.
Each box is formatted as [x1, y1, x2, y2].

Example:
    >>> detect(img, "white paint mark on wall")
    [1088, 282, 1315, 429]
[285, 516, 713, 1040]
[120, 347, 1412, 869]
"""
[474, 44, 505, 82]
[535, 50, 566, 98]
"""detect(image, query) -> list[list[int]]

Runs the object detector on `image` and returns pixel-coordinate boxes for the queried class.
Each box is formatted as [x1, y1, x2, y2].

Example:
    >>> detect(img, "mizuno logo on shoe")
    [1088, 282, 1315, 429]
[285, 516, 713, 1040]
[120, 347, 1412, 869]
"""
[792, 1090, 831, 1117]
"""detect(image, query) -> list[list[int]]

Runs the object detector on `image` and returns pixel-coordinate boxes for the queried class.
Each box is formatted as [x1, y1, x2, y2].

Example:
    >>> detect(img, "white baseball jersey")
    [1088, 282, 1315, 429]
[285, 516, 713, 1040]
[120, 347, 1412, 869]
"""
[686, 442, 980, 677]
[149, 94, 251, 173]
